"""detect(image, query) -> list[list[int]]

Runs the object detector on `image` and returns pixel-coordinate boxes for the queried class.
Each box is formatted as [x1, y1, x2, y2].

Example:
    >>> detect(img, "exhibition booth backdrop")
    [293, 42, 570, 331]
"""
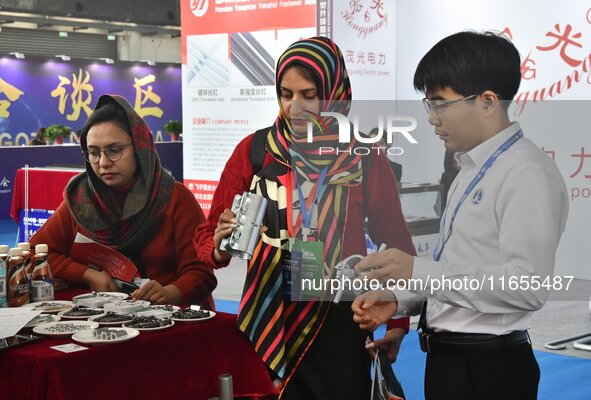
[0, 55, 181, 146]
[0, 55, 183, 221]
[0, 0, 588, 280]
[180, 0, 591, 281]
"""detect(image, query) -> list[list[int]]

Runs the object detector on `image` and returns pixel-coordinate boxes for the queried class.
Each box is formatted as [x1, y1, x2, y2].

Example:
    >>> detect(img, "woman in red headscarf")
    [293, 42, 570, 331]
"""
[30, 95, 216, 308]
[194, 37, 414, 398]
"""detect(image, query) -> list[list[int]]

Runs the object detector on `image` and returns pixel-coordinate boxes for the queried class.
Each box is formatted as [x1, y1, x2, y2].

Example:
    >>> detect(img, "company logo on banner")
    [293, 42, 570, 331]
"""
[340, 0, 388, 39]
[191, 0, 209, 17]
[330, 0, 397, 101]
[0, 177, 10, 188]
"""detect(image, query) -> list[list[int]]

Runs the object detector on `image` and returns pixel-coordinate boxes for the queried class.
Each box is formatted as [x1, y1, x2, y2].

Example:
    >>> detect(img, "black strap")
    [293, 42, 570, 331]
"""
[418, 299, 428, 331]
[419, 330, 530, 355]
[250, 128, 269, 175]
[378, 348, 406, 397]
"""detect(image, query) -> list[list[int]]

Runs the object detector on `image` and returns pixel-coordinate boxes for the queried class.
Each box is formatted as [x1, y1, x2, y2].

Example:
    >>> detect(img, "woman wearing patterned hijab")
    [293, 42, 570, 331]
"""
[30, 95, 216, 308]
[194, 37, 414, 398]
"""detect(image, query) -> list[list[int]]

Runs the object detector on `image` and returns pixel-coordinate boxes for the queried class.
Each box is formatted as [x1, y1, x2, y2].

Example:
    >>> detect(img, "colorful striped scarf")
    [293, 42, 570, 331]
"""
[237, 37, 363, 390]
[66, 95, 174, 263]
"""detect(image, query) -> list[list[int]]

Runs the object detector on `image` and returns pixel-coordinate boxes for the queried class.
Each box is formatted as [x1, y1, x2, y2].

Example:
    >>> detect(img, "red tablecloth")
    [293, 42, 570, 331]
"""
[10, 168, 82, 222]
[0, 290, 276, 400]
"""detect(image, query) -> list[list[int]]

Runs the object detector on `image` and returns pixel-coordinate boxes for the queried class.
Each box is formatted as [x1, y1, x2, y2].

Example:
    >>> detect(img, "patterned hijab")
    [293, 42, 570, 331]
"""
[273, 36, 362, 267]
[237, 37, 362, 389]
[66, 95, 174, 264]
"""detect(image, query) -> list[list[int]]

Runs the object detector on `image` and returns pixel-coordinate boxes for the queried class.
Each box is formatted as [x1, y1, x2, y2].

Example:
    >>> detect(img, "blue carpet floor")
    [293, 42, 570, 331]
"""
[391, 331, 591, 400]
[217, 299, 591, 400]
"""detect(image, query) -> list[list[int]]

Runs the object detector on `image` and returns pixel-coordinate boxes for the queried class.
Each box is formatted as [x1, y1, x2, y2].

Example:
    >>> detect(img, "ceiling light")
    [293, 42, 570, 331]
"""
[55, 54, 71, 61]
[141, 60, 156, 66]
[59, 31, 68, 37]
[9, 52, 25, 59]
[100, 58, 114, 64]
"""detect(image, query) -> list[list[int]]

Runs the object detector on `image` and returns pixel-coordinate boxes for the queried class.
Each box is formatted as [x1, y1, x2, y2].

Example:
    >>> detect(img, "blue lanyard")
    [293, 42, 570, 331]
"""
[433, 130, 523, 261]
[296, 167, 328, 237]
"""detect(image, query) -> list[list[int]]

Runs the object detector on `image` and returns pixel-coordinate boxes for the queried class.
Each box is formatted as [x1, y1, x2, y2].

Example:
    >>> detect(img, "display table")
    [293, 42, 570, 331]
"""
[0, 290, 276, 400]
[9, 167, 82, 222]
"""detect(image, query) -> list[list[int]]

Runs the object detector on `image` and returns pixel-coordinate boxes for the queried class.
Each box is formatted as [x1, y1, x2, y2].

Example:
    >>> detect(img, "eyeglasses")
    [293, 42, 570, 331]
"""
[83, 144, 133, 164]
[422, 94, 478, 115]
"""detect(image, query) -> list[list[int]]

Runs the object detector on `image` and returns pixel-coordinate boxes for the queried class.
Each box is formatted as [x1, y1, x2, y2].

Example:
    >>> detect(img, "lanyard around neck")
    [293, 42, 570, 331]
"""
[433, 130, 523, 261]
[296, 167, 328, 241]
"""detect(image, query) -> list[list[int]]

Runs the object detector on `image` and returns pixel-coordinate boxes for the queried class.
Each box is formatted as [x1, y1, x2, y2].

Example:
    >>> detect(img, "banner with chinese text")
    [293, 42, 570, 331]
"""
[181, 0, 317, 213]
[180, 0, 589, 281]
[327, 0, 396, 102]
[394, 0, 591, 280]
[0, 56, 181, 146]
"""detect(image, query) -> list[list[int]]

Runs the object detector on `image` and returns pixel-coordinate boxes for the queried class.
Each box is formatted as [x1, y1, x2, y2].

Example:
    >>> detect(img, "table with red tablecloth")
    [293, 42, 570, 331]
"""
[0, 290, 276, 400]
[10, 167, 82, 222]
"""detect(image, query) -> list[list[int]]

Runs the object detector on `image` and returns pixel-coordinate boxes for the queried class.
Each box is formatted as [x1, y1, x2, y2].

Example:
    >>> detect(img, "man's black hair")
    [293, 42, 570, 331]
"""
[413, 31, 521, 104]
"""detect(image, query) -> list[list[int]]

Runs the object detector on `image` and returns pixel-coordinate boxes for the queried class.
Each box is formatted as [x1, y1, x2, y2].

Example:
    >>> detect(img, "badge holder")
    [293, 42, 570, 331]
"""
[284, 234, 325, 301]
[284, 167, 328, 301]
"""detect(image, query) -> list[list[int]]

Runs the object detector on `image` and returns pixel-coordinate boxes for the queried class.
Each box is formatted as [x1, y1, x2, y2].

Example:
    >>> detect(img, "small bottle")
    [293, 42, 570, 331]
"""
[30, 244, 54, 302]
[18, 242, 33, 281]
[7, 248, 30, 307]
[0, 245, 7, 308]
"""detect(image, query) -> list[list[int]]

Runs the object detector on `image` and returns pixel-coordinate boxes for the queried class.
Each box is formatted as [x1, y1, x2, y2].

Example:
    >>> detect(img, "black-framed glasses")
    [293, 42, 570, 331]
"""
[82, 144, 133, 164]
[422, 94, 478, 115]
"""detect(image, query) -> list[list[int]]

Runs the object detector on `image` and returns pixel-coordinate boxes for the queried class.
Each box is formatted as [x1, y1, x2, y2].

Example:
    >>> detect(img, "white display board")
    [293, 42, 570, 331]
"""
[392, 0, 591, 280]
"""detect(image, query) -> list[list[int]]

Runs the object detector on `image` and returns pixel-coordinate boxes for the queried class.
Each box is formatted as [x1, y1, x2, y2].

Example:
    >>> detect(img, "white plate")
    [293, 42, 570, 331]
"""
[58, 308, 106, 320]
[122, 319, 175, 332]
[72, 292, 129, 302]
[33, 321, 99, 337]
[172, 310, 216, 323]
[24, 314, 61, 328]
[88, 313, 134, 326]
[23, 301, 74, 313]
[72, 327, 139, 345]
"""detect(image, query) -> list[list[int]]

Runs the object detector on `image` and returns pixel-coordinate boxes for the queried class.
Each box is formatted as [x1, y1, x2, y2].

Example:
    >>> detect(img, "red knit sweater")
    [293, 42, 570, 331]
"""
[31, 182, 216, 308]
